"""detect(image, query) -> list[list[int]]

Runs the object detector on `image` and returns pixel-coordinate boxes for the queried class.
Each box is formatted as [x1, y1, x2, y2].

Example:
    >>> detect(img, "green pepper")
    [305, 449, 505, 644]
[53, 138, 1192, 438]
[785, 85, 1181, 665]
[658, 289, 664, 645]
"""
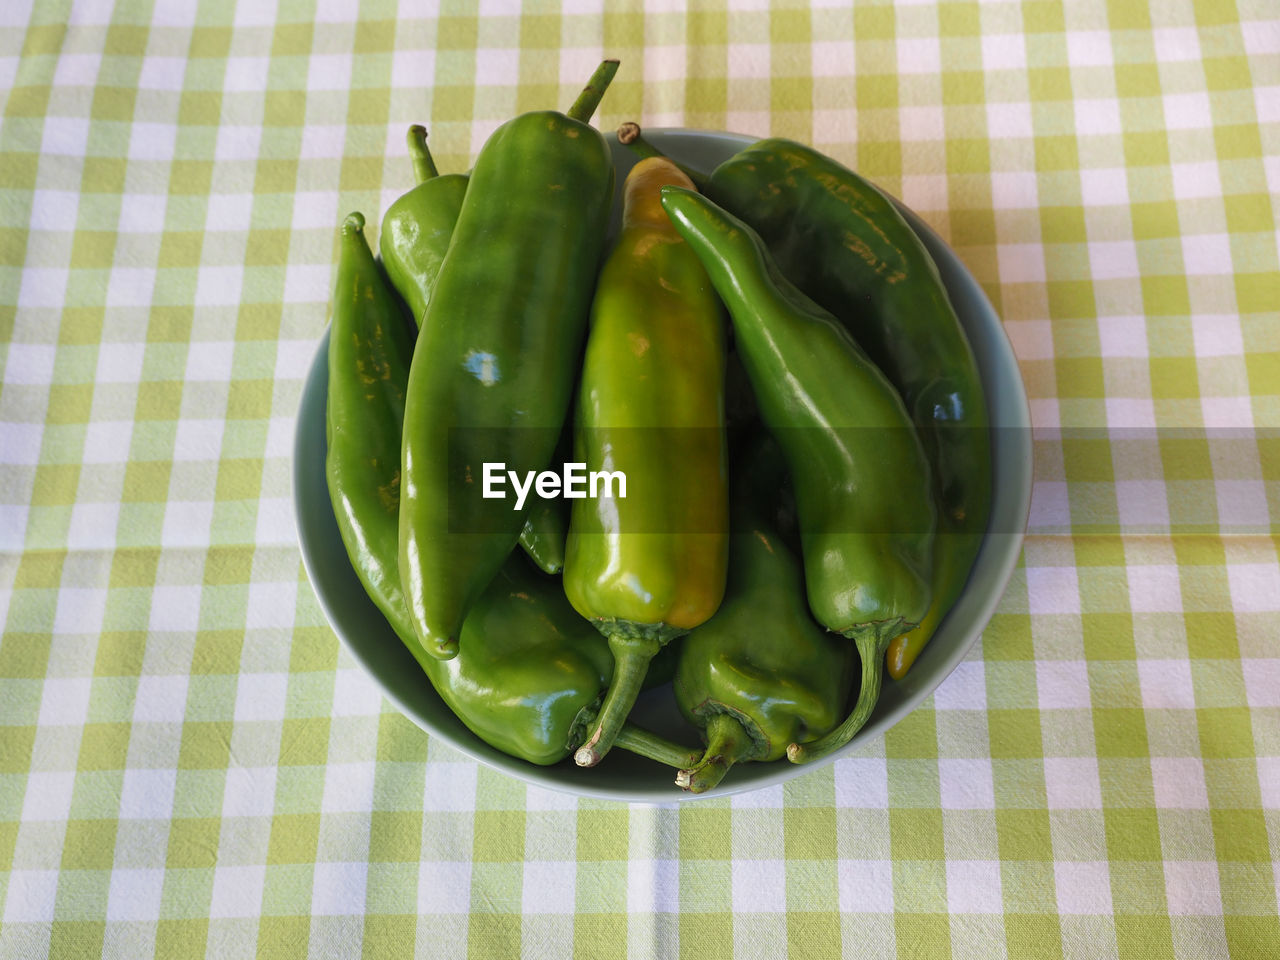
[674, 435, 854, 793]
[326, 212, 417, 650]
[565, 157, 730, 767]
[399, 61, 619, 659]
[427, 553, 697, 767]
[377, 126, 568, 577]
[379, 125, 469, 327]
[698, 138, 991, 681]
[660, 186, 935, 766]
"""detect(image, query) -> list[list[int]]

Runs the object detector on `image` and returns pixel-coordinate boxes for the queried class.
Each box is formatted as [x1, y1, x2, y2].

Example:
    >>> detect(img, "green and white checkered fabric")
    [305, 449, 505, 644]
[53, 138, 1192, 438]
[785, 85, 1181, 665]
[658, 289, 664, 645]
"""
[2, 0, 1277, 957]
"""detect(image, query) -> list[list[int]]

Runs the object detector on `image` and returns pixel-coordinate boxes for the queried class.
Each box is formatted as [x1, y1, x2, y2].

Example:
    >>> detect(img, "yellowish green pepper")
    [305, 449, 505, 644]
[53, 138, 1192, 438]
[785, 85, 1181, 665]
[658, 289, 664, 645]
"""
[565, 157, 730, 767]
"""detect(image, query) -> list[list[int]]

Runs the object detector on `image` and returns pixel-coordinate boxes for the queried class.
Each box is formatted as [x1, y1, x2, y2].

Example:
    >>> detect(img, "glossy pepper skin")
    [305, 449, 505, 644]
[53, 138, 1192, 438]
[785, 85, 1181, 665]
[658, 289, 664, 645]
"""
[702, 140, 991, 680]
[674, 435, 853, 793]
[377, 126, 566, 576]
[565, 157, 729, 767]
[425, 553, 696, 767]
[660, 186, 935, 766]
[399, 61, 619, 659]
[379, 125, 468, 327]
[516, 427, 571, 576]
[519, 493, 568, 575]
[326, 212, 417, 650]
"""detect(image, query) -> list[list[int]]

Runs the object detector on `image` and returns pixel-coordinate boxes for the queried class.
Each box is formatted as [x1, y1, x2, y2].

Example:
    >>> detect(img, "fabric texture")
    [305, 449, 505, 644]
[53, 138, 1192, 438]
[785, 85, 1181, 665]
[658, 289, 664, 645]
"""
[1, 0, 1277, 958]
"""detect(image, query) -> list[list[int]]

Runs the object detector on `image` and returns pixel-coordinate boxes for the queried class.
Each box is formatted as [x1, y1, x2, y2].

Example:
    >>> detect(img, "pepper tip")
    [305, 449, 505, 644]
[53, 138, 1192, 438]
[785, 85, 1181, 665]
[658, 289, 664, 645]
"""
[885, 640, 908, 681]
[341, 212, 365, 236]
[617, 121, 640, 145]
[658, 184, 692, 209]
[426, 636, 459, 660]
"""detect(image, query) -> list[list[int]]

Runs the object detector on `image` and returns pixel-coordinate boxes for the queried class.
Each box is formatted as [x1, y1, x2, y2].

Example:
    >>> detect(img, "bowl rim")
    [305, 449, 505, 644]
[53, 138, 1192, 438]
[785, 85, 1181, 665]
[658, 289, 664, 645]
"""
[293, 126, 1033, 803]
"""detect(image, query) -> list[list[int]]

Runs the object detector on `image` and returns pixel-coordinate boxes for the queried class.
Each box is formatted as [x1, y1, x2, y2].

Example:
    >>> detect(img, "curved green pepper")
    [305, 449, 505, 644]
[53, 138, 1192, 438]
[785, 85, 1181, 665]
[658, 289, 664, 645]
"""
[700, 139, 991, 680]
[326, 212, 416, 649]
[399, 61, 619, 659]
[379, 125, 469, 327]
[565, 157, 729, 767]
[660, 186, 935, 766]
[674, 435, 853, 793]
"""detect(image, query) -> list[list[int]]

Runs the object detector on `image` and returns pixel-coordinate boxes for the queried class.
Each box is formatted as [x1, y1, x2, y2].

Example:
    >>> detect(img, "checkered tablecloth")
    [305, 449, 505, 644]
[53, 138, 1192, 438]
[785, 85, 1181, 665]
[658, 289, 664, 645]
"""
[1, 1, 1277, 958]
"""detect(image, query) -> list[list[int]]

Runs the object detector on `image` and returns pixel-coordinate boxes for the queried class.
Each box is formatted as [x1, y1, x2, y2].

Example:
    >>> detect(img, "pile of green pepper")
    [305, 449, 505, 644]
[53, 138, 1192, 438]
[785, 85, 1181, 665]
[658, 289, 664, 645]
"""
[321, 64, 990, 793]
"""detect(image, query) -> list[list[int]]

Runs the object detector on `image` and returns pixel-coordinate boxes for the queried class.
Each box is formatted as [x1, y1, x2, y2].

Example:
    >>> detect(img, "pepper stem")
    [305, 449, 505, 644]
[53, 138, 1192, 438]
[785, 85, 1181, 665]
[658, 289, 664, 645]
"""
[787, 621, 902, 764]
[407, 124, 438, 183]
[566, 59, 620, 124]
[572, 702, 701, 769]
[614, 723, 704, 769]
[616, 121, 649, 150]
[574, 633, 660, 767]
[616, 122, 711, 193]
[676, 712, 756, 794]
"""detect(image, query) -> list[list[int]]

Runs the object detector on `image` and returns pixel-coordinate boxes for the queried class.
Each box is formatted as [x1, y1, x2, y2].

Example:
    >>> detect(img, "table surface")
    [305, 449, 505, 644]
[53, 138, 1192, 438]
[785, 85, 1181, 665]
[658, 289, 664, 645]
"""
[2, 1, 1278, 958]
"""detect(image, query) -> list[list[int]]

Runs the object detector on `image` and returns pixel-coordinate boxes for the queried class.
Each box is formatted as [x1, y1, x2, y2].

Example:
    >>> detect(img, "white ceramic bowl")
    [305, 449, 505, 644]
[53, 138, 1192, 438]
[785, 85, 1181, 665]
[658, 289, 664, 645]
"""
[294, 129, 1032, 802]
